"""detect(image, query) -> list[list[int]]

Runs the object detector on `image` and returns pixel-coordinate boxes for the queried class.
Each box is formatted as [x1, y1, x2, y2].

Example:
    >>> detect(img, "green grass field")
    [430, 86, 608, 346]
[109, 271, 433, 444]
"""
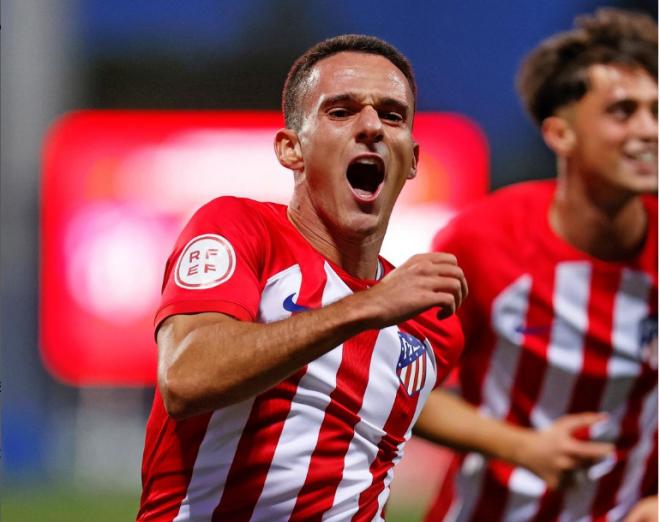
[2, 486, 140, 522]
[2, 485, 422, 521]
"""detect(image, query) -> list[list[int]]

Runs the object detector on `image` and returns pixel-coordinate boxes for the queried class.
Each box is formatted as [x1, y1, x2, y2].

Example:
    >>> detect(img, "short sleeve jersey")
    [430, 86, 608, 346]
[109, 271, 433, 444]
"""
[138, 196, 464, 522]
[425, 180, 658, 522]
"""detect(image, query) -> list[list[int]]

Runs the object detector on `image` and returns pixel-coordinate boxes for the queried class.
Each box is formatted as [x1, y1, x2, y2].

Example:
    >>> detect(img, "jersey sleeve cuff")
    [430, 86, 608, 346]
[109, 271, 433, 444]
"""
[154, 300, 255, 337]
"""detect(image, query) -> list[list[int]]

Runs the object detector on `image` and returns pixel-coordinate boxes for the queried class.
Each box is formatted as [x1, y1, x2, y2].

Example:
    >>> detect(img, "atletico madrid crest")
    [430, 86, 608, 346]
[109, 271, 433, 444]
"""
[397, 332, 428, 396]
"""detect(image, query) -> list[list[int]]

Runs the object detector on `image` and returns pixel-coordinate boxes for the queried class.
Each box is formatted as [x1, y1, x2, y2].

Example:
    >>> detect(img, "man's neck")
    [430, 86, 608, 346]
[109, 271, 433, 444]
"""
[287, 205, 384, 280]
[549, 167, 648, 262]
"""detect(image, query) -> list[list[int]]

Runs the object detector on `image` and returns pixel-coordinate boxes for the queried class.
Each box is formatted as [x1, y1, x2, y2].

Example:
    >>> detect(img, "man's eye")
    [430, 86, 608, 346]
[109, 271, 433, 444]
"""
[329, 108, 351, 118]
[381, 112, 404, 122]
[607, 102, 636, 120]
[610, 108, 631, 120]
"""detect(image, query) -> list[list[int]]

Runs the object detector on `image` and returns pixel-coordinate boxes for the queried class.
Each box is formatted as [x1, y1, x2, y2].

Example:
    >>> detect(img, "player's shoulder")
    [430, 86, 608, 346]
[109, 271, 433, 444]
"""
[434, 180, 554, 250]
[197, 196, 283, 216]
[175, 197, 289, 252]
[191, 196, 286, 227]
[472, 179, 554, 218]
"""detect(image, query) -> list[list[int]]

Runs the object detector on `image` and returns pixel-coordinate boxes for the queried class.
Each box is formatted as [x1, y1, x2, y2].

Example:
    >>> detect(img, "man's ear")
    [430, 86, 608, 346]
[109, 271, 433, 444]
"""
[407, 141, 420, 180]
[541, 116, 576, 157]
[274, 128, 304, 171]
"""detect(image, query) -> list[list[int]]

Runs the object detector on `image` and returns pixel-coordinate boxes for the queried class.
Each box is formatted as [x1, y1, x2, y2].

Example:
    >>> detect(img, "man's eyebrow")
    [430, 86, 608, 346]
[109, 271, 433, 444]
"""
[320, 93, 411, 114]
[607, 98, 638, 108]
[320, 93, 359, 109]
[379, 97, 411, 114]
[606, 96, 658, 108]
[323, 93, 357, 106]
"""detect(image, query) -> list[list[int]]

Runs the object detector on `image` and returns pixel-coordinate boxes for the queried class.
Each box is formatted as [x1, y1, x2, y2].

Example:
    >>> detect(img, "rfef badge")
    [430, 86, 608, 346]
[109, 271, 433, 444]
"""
[175, 234, 236, 289]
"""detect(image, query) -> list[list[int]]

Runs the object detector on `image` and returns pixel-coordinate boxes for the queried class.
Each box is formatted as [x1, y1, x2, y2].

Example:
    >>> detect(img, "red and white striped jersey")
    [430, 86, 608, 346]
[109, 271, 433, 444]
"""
[425, 181, 658, 522]
[138, 196, 463, 521]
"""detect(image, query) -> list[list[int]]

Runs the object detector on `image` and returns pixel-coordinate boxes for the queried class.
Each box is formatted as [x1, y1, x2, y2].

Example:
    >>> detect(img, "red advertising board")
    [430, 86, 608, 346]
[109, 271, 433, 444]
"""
[40, 111, 488, 385]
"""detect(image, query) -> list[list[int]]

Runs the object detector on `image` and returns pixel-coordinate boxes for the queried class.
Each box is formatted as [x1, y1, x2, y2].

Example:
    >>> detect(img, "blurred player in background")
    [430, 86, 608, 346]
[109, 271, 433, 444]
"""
[416, 8, 658, 522]
[137, 34, 467, 521]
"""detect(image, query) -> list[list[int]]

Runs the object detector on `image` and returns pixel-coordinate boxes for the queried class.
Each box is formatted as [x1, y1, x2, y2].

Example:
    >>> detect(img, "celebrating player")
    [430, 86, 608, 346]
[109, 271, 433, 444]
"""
[137, 34, 467, 521]
[417, 8, 658, 522]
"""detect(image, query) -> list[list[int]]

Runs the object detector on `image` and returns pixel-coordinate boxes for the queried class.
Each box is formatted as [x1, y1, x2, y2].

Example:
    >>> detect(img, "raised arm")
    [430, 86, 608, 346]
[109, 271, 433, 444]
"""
[415, 389, 614, 489]
[159, 252, 467, 419]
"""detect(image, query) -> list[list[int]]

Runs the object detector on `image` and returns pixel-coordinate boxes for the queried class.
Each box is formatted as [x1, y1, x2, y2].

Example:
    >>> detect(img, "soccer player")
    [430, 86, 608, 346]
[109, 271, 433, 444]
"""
[416, 8, 658, 522]
[137, 35, 468, 521]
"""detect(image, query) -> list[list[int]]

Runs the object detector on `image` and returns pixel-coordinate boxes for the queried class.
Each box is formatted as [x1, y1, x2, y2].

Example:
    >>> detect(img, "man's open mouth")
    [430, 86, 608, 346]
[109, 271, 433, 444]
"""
[346, 157, 385, 201]
[624, 149, 657, 164]
[623, 147, 658, 174]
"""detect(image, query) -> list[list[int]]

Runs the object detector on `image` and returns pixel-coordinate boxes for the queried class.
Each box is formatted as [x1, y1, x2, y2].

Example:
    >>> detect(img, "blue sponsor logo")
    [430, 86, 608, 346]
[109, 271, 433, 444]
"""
[282, 293, 311, 313]
[514, 324, 553, 336]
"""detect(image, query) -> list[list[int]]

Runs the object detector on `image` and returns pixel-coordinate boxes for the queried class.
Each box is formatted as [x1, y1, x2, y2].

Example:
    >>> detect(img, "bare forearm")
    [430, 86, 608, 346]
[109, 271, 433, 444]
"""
[414, 389, 527, 463]
[160, 252, 468, 419]
[160, 291, 375, 418]
[415, 390, 615, 488]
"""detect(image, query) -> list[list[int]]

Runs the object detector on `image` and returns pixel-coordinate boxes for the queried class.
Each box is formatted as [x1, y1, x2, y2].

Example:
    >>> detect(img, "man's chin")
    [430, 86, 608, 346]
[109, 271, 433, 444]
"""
[631, 174, 658, 195]
[615, 167, 658, 195]
[339, 211, 385, 236]
[622, 162, 657, 190]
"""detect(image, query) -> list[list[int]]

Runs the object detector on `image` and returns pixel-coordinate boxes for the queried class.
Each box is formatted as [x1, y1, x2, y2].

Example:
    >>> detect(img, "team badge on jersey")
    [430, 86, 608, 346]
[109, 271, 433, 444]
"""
[175, 234, 236, 289]
[397, 332, 428, 396]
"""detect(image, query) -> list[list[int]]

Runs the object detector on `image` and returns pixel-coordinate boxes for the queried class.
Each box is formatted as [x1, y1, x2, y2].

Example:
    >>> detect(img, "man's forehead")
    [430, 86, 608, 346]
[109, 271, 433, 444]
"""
[587, 63, 658, 100]
[304, 51, 413, 101]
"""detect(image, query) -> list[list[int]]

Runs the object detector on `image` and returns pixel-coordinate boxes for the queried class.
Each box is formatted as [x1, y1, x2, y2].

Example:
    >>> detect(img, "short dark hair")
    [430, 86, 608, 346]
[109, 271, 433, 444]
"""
[282, 34, 417, 130]
[517, 8, 657, 126]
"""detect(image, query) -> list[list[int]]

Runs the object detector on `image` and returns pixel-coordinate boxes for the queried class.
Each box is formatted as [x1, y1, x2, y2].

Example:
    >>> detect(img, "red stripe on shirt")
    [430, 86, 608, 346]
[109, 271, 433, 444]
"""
[507, 267, 556, 427]
[457, 311, 498, 407]
[530, 489, 563, 522]
[640, 426, 658, 497]
[137, 391, 213, 521]
[566, 269, 618, 414]
[469, 269, 557, 521]
[211, 257, 327, 521]
[467, 461, 516, 522]
[422, 454, 462, 522]
[352, 383, 422, 522]
[210, 371, 307, 521]
[529, 270, 619, 521]
[589, 369, 657, 518]
[288, 329, 379, 521]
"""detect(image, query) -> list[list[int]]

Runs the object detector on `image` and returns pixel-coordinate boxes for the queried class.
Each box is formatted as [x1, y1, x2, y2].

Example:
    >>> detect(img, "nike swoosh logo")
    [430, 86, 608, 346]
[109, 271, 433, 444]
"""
[283, 293, 311, 313]
[515, 324, 553, 336]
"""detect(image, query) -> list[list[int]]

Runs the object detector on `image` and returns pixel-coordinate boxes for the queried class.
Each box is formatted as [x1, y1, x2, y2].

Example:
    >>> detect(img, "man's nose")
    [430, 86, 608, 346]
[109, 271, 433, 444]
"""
[355, 106, 384, 145]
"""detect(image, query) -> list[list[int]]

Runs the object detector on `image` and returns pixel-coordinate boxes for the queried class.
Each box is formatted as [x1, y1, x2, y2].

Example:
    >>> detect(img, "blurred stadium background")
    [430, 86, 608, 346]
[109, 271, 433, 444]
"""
[1, 1, 656, 521]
